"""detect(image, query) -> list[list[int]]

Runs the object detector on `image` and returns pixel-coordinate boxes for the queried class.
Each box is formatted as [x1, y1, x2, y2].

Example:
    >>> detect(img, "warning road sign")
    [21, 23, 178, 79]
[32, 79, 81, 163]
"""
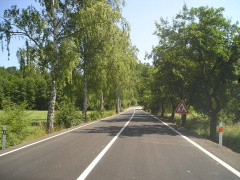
[174, 100, 189, 114]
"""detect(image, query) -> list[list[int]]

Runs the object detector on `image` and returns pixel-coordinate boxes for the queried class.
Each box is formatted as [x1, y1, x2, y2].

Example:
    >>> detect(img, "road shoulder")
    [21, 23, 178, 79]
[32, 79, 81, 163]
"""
[156, 117, 240, 172]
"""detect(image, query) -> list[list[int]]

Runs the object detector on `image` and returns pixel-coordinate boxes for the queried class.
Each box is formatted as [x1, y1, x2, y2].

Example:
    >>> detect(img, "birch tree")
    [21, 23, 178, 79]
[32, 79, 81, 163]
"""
[0, 1, 79, 132]
[76, 0, 127, 120]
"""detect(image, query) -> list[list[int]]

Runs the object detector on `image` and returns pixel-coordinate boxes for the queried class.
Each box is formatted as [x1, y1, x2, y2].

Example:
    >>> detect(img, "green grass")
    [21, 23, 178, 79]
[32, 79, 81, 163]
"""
[27, 110, 48, 120]
[222, 123, 240, 154]
[0, 109, 117, 149]
[163, 112, 240, 154]
[26, 110, 48, 126]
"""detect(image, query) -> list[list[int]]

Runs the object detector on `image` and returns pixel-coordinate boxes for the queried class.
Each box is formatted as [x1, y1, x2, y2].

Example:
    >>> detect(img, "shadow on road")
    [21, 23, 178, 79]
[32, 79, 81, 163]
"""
[72, 110, 179, 137]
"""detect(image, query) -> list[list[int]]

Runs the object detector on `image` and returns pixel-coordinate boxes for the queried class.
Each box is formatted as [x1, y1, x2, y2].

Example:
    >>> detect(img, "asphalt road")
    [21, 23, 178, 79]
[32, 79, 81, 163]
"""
[0, 108, 239, 180]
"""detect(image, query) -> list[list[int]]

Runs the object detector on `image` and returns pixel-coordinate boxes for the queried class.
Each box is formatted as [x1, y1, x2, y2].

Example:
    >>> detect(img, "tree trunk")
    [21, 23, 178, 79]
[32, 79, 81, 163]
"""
[83, 68, 88, 121]
[119, 99, 121, 112]
[170, 103, 175, 120]
[100, 92, 104, 110]
[209, 110, 218, 142]
[116, 97, 120, 114]
[46, 0, 59, 133]
[47, 80, 56, 133]
[160, 103, 165, 117]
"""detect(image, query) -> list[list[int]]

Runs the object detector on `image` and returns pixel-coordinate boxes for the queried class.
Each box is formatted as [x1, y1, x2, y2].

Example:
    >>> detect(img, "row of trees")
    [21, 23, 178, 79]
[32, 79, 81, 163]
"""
[140, 5, 240, 141]
[1, 2, 239, 142]
[0, 0, 138, 132]
[0, 66, 50, 110]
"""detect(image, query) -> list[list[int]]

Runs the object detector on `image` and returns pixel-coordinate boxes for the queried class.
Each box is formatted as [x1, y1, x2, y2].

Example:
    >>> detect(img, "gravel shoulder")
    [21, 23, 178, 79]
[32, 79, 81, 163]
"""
[160, 118, 240, 172]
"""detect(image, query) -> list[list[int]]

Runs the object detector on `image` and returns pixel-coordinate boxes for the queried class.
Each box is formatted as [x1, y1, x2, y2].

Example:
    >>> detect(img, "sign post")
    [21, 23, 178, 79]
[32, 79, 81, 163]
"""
[174, 100, 189, 127]
[219, 122, 223, 147]
[2, 126, 6, 150]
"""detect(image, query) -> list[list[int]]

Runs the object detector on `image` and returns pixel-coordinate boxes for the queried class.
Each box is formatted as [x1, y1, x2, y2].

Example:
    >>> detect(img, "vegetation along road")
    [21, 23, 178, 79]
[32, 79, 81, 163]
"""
[0, 108, 239, 180]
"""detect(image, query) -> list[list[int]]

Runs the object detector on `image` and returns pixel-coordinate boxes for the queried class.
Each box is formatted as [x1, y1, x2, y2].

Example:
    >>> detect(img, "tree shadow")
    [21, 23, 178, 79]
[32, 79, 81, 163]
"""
[72, 112, 179, 137]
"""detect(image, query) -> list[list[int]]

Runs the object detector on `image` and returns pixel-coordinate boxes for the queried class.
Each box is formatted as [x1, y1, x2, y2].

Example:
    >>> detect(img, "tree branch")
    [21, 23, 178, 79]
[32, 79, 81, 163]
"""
[2, 30, 40, 47]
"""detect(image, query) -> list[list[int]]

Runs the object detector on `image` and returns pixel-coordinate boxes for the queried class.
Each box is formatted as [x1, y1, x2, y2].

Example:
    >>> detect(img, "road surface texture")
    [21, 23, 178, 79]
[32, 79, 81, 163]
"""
[0, 108, 239, 180]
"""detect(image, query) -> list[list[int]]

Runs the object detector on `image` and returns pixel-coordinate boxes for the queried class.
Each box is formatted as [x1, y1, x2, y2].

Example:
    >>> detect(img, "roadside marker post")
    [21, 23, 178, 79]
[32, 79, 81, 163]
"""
[219, 122, 223, 147]
[2, 126, 6, 150]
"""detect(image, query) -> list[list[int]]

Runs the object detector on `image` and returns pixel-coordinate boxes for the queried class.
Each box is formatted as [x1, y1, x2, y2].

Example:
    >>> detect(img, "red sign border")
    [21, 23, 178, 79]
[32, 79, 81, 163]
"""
[174, 100, 189, 114]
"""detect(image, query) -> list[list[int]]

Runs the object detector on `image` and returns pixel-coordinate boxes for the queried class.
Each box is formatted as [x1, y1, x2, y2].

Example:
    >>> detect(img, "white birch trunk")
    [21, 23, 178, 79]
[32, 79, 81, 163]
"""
[83, 67, 88, 121]
[100, 92, 104, 110]
[47, 80, 56, 133]
[46, 0, 69, 132]
[116, 96, 120, 114]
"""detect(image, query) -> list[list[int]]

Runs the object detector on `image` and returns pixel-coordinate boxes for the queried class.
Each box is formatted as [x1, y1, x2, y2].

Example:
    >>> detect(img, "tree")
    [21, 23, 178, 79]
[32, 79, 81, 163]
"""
[0, 1, 80, 132]
[177, 6, 240, 141]
[151, 17, 195, 121]
[75, 0, 128, 119]
[151, 5, 240, 141]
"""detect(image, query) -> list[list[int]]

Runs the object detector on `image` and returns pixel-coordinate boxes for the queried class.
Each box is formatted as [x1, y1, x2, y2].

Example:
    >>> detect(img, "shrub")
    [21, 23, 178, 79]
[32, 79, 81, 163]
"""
[55, 100, 82, 128]
[88, 111, 102, 121]
[222, 123, 240, 154]
[0, 100, 31, 147]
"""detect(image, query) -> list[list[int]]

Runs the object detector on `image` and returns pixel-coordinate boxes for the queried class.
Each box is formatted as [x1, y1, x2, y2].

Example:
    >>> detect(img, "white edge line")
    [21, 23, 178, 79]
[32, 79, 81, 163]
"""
[151, 114, 240, 178]
[77, 109, 135, 180]
[0, 112, 123, 157]
[0, 120, 101, 157]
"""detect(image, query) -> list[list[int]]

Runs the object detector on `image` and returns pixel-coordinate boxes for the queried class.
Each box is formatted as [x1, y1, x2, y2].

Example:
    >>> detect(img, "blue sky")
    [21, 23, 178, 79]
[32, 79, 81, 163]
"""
[1, 0, 240, 68]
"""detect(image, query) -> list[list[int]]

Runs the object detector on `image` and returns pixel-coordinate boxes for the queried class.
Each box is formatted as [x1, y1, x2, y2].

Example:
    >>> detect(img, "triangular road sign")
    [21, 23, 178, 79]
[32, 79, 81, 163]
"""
[174, 100, 189, 114]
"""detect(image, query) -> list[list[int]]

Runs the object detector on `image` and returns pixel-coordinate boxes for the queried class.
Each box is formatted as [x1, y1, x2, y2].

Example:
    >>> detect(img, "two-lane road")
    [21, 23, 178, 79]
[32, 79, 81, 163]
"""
[0, 109, 239, 180]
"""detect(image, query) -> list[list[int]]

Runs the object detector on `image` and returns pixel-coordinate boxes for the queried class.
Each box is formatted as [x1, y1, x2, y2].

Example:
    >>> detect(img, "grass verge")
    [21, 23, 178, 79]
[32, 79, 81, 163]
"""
[163, 113, 240, 154]
[0, 109, 117, 149]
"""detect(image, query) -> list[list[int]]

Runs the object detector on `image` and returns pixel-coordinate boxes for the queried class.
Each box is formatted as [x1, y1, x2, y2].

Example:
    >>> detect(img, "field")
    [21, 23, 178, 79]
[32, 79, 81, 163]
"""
[0, 109, 116, 148]
[26, 110, 48, 125]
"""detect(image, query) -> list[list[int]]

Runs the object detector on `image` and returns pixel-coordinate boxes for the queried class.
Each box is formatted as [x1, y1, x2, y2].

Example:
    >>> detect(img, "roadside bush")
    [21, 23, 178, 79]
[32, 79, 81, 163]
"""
[88, 110, 102, 121]
[185, 111, 210, 138]
[87, 110, 116, 121]
[0, 100, 31, 147]
[222, 123, 240, 154]
[55, 101, 82, 128]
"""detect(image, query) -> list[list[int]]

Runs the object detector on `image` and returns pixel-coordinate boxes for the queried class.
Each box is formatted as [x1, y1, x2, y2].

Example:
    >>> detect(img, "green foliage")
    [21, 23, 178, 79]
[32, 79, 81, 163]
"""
[0, 66, 49, 110]
[57, 38, 80, 87]
[0, 100, 31, 147]
[88, 109, 116, 121]
[55, 100, 82, 129]
[88, 110, 103, 121]
[165, 110, 240, 153]
[148, 5, 240, 141]
[184, 110, 210, 138]
[222, 123, 240, 153]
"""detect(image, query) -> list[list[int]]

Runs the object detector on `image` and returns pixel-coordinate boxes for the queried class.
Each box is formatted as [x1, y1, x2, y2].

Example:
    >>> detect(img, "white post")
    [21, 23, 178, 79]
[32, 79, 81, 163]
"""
[2, 126, 6, 150]
[219, 122, 223, 147]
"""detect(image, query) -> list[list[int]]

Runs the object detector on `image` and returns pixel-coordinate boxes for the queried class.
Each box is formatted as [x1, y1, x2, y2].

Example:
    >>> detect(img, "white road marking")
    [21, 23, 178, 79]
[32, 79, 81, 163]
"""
[152, 114, 240, 178]
[77, 109, 135, 180]
[0, 120, 101, 157]
[0, 113, 122, 157]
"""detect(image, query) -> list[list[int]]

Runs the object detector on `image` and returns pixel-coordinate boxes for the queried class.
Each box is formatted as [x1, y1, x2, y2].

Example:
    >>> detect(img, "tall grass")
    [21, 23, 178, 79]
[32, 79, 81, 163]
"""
[0, 109, 117, 149]
[164, 112, 240, 154]
[27, 111, 48, 125]
[222, 123, 240, 153]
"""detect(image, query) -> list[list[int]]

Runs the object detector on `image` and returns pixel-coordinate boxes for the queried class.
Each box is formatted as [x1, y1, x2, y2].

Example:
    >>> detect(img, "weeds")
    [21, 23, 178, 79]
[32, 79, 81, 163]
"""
[222, 123, 240, 153]
[164, 112, 240, 154]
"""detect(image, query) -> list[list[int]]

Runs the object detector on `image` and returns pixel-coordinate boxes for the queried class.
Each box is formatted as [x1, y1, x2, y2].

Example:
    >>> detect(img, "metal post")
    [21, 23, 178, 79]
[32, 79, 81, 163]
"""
[219, 122, 223, 147]
[180, 115, 183, 127]
[2, 126, 6, 150]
